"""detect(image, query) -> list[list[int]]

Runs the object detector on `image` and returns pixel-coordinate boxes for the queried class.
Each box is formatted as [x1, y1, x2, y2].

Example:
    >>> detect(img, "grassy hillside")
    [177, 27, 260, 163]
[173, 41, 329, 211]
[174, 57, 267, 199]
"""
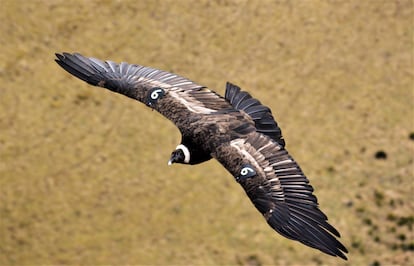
[0, 1, 413, 265]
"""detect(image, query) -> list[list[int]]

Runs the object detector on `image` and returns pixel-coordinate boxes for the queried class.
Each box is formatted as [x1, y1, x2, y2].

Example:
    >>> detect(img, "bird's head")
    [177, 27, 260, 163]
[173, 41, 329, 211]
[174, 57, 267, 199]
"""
[168, 144, 190, 165]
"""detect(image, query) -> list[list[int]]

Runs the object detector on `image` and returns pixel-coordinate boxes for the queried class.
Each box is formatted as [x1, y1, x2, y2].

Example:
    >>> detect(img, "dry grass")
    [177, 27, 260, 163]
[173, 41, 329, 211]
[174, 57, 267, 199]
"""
[0, 0, 413, 265]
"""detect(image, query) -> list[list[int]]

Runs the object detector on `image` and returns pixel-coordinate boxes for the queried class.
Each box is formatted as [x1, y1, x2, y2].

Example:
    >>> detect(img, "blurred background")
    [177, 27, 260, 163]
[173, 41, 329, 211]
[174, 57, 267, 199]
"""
[0, 1, 412, 265]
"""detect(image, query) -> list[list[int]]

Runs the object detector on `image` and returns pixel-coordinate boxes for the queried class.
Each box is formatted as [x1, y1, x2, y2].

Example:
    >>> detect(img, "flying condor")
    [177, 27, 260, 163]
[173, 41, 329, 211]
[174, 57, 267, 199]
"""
[55, 52, 348, 260]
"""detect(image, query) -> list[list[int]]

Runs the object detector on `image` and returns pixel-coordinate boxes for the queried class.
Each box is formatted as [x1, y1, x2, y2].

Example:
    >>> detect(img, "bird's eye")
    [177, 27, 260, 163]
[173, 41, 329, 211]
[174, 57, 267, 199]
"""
[236, 164, 256, 182]
[146, 87, 165, 106]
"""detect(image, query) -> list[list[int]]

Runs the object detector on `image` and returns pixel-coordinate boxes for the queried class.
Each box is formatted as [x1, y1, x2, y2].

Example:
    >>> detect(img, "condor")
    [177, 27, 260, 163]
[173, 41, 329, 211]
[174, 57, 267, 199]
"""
[55, 53, 348, 260]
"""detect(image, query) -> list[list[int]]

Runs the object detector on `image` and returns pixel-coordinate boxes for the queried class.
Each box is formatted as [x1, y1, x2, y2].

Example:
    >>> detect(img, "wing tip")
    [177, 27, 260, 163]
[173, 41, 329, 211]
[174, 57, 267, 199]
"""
[54, 51, 103, 85]
[266, 207, 348, 260]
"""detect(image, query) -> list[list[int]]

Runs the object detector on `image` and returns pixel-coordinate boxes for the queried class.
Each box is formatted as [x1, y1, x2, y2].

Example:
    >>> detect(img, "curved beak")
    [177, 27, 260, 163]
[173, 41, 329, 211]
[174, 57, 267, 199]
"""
[168, 149, 185, 166]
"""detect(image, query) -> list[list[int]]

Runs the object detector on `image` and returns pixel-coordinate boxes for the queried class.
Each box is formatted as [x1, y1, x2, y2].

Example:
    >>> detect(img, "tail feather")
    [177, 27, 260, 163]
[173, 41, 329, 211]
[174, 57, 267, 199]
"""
[225, 82, 285, 147]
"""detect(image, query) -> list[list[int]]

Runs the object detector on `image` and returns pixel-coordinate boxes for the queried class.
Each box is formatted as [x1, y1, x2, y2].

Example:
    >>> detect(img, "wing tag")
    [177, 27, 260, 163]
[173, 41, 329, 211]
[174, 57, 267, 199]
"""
[146, 87, 165, 107]
[236, 164, 257, 182]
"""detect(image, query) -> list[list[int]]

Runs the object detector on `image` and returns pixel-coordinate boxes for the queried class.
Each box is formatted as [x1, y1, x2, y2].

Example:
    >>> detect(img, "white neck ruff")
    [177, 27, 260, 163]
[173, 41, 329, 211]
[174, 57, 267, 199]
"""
[176, 144, 190, 164]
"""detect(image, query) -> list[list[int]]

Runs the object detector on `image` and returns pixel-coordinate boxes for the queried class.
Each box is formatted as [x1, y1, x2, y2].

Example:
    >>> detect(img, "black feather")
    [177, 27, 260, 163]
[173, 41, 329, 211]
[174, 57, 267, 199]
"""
[224, 82, 285, 147]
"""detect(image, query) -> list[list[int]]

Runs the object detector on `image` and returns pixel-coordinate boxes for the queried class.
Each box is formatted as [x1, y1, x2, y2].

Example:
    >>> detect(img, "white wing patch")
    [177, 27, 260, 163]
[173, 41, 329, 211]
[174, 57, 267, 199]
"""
[230, 138, 263, 174]
[230, 137, 282, 191]
[136, 76, 174, 89]
[168, 89, 216, 114]
[132, 75, 215, 114]
[272, 158, 294, 166]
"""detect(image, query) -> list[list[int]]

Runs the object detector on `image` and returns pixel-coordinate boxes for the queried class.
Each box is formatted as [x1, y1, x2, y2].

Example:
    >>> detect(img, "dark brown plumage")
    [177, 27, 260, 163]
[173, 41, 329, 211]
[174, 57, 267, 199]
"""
[55, 52, 348, 260]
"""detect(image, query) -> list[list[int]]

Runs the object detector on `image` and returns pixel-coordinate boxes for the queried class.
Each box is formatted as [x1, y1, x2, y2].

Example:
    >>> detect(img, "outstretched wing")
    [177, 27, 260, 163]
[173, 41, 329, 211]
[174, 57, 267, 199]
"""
[225, 82, 285, 147]
[214, 132, 348, 260]
[55, 53, 234, 127]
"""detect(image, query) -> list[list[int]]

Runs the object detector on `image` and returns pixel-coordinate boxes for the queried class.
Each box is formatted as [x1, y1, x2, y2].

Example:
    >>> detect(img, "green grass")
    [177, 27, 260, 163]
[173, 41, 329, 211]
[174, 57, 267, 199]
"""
[0, 0, 413, 265]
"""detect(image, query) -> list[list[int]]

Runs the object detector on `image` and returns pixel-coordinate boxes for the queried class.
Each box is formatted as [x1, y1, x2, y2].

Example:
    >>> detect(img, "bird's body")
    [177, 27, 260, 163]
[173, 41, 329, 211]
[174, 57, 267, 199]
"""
[55, 53, 348, 260]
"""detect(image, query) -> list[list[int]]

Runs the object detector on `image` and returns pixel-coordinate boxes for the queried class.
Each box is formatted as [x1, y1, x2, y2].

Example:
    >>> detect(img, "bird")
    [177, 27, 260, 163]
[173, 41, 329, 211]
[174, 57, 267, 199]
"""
[55, 52, 348, 260]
